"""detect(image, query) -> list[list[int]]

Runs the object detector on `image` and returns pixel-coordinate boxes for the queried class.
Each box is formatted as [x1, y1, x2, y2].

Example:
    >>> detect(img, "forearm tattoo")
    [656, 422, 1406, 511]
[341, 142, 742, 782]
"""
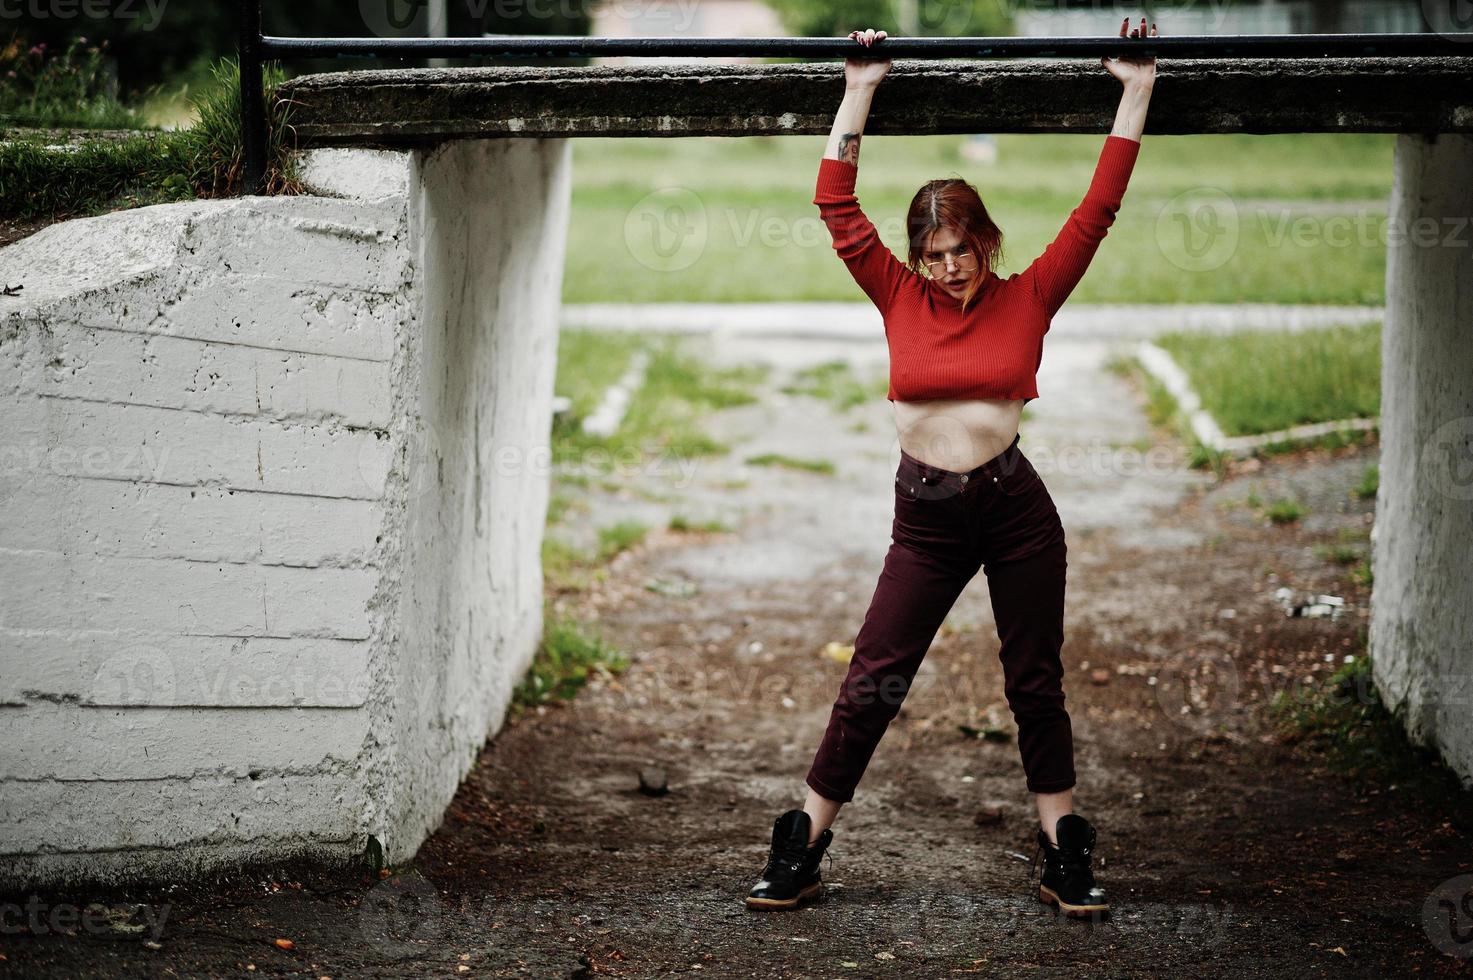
[837, 132, 862, 165]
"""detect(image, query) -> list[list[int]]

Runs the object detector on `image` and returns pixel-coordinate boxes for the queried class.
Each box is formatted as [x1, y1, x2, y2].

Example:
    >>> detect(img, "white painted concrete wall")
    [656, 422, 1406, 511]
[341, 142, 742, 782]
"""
[0, 138, 572, 885]
[377, 139, 570, 856]
[1371, 133, 1473, 789]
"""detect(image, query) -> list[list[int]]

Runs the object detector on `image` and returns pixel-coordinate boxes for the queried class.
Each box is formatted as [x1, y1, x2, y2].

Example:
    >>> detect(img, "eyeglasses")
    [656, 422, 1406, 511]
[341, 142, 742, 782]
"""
[922, 247, 979, 277]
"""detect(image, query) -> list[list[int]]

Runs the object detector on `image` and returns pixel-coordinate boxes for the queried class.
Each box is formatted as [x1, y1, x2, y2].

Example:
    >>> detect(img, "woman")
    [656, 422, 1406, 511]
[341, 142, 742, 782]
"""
[746, 19, 1157, 918]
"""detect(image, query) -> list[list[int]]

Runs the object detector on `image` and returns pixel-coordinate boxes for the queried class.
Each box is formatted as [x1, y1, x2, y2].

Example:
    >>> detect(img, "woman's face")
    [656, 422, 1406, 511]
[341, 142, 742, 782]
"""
[921, 227, 977, 300]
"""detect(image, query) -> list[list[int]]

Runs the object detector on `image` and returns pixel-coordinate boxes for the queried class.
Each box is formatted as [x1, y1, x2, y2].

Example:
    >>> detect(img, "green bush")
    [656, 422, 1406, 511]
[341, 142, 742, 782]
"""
[0, 56, 299, 222]
[0, 35, 142, 129]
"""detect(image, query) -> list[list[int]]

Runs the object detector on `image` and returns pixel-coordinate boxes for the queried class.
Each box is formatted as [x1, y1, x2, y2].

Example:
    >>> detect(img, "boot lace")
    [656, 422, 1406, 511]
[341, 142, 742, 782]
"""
[1029, 833, 1096, 884]
[765, 838, 836, 879]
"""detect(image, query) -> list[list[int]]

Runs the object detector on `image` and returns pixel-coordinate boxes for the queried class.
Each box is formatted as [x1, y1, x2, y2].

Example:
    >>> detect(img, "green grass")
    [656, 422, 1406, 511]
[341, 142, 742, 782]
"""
[1120, 352, 1226, 475]
[1265, 498, 1306, 524]
[744, 452, 836, 475]
[1155, 323, 1381, 437]
[510, 611, 631, 714]
[1269, 651, 1471, 823]
[551, 330, 766, 470]
[596, 520, 649, 561]
[780, 359, 886, 411]
[545, 490, 580, 525]
[540, 521, 650, 593]
[0, 132, 196, 220]
[669, 514, 732, 534]
[553, 329, 648, 420]
[1256, 427, 1378, 456]
[567, 133, 1395, 305]
[1315, 542, 1364, 565]
[1, 57, 299, 222]
[1313, 528, 1373, 583]
[541, 535, 597, 593]
[1353, 464, 1379, 500]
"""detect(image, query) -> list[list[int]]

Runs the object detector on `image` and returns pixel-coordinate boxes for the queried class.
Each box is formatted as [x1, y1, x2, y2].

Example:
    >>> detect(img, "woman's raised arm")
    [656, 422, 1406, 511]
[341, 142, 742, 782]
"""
[1020, 18, 1158, 320]
[813, 29, 911, 317]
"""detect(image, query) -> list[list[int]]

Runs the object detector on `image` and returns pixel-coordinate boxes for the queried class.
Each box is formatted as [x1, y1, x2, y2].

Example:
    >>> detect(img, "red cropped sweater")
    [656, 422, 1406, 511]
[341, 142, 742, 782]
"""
[813, 134, 1141, 403]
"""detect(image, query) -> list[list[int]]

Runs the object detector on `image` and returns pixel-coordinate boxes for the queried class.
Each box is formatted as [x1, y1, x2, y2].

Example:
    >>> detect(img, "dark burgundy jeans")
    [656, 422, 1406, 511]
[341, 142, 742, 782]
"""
[805, 432, 1075, 801]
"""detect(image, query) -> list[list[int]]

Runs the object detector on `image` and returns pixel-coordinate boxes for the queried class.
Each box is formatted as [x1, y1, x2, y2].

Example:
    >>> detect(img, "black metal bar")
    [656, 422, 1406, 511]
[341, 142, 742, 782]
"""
[239, 0, 266, 196]
[258, 32, 1473, 61]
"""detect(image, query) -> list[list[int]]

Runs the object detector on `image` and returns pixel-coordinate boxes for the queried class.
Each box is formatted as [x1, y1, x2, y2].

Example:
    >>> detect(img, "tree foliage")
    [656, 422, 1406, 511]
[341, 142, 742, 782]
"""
[765, 0, 1014, 40]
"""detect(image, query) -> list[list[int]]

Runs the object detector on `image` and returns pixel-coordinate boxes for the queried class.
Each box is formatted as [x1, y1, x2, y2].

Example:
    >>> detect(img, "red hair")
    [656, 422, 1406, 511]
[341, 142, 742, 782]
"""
[903, 175, 1006, 313]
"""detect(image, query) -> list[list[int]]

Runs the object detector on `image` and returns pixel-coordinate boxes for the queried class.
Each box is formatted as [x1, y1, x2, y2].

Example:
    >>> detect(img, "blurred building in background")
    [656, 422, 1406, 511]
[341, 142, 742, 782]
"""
[588, 0, 787, 66]
[1016, 0, 1432, 36]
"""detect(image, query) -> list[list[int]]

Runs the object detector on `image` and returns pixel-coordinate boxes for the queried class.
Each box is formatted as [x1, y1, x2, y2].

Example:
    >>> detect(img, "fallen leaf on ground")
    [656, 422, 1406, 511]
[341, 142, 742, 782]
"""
[824, 642, 854, 663]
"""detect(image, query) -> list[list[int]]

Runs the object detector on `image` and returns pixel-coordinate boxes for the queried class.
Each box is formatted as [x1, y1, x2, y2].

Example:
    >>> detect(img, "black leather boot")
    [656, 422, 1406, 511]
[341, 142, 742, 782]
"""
[745, 809, 834, 910]
[1033, 813, 1109, 918]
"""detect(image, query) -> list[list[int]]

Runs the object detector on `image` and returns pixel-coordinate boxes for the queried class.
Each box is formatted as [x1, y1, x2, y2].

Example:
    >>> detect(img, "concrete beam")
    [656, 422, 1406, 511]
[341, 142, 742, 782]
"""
[279, 57, 1473, 146]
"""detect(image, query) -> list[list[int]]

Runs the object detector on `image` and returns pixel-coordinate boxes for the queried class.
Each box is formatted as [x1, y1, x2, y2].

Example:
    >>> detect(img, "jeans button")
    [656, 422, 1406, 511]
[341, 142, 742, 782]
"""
[960, 474, 969, 484]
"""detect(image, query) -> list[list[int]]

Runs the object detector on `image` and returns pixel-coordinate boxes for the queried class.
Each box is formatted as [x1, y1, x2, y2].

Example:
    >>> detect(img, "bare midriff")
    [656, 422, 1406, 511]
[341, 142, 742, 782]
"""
[892, 397, 1026, 473]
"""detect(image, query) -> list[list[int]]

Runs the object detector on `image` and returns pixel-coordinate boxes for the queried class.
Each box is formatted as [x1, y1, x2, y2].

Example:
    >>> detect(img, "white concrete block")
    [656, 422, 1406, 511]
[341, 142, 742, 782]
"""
[0, 554, 376, 638]
[0, 771, 367, 853]
[9, 320, 392, 427]
[0, 700, 372, 780]
[1, 632, 371, 708]
[0, 135, 570, 886]
[4, 398, 391, 500]
[0, 480, 380, 566]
